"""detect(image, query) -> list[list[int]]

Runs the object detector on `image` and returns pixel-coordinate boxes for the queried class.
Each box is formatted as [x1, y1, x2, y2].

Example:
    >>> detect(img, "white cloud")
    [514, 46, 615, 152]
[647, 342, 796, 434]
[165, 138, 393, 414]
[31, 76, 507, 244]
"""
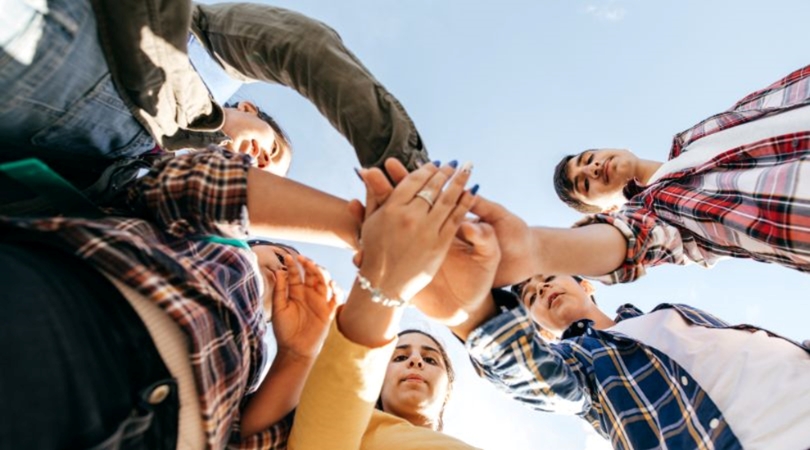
[583, 2, 627, 22]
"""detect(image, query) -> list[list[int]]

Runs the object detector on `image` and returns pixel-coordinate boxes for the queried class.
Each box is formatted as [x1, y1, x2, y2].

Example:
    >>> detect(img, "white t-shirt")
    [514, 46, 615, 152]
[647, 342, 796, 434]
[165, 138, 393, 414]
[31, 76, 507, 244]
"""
[608, 309, 810, 450]
[648, 103, 810, 184]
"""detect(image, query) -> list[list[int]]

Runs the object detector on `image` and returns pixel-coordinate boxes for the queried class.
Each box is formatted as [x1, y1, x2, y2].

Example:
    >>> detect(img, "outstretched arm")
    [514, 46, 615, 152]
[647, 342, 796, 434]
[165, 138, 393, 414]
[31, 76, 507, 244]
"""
[470, 196, 626, 287]
[240, 255, 337, 437]
[191, 3, 429, 170]
[247, 167, 360, 249]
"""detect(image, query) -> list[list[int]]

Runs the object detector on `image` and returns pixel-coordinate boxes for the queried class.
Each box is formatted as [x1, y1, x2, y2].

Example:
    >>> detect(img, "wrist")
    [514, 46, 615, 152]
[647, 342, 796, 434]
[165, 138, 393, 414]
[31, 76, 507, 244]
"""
[274, 346, 319, 365]
[451, 292, 498, 341]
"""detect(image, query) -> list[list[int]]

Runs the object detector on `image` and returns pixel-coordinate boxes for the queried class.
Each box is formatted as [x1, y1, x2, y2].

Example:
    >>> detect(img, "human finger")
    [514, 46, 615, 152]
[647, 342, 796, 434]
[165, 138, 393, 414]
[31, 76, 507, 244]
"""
[284, 254, 305, 300]
[300, 256, 329, 298]
[440, 188, 479, 239]
[359, 168, 391, 217]
[385, 160, 442, 206]
[409, 164, 456, 211]
[468, 195, 507, 224]
[268, 269, 288, 322]
[458, 221, 500, 258]
[383, 157, 411, 183]
[429, 161, 473, 220]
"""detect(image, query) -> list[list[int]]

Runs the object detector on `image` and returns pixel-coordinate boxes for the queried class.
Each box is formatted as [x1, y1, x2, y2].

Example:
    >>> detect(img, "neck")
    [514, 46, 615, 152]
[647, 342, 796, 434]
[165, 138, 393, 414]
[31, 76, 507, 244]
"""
[591, 309, 616, 330]
[634, 158, 664, 186]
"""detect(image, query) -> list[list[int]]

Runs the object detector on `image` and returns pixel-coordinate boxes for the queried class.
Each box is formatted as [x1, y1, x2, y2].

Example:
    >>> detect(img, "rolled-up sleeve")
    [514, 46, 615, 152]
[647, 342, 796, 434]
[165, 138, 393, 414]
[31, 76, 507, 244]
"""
[575, 206, 687, 284]
[128, 148, 252, 238]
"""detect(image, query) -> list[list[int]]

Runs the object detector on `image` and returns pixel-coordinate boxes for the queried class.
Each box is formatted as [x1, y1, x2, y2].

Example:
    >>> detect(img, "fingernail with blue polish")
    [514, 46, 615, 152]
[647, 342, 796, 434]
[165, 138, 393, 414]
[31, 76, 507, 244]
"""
[354, 167, 363, 181]
[470, 184, 480, 195]
[448, 160, 459, 169]
[432, 160, 441, 167]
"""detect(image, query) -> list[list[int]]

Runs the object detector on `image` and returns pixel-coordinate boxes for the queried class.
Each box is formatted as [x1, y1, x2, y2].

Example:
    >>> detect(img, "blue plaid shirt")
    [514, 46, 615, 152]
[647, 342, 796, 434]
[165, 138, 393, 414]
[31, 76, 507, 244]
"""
[466, 299, 809, 449]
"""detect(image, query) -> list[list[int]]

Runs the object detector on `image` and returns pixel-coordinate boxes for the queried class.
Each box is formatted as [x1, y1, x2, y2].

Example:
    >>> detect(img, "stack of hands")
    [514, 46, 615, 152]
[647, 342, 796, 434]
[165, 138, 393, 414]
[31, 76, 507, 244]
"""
[270, 157, 536, 357]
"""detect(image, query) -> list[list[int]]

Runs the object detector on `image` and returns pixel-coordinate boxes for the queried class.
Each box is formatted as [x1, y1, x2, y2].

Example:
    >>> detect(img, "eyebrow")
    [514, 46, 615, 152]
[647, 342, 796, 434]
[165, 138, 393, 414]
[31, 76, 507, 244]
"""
[395, 344, 442, 356]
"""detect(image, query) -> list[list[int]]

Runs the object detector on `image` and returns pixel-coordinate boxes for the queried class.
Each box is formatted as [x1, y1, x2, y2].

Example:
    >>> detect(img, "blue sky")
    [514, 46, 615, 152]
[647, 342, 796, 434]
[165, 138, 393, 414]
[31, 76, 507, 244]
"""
[219, 1, 810, 448]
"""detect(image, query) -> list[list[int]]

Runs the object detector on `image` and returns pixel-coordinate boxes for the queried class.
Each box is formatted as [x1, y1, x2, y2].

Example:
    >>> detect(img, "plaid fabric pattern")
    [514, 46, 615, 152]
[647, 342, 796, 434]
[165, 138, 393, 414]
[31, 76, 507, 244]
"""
[580, 64, 810, 284]
[467, 302, 747, 450]
[0, 150, 289, 449]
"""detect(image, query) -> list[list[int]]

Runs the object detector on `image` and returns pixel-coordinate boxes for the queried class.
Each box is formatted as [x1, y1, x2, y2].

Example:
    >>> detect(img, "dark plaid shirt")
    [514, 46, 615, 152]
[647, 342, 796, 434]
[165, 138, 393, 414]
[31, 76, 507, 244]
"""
[467, 302, 807, 450]
[1, 149, 288, 449]
[580, 64, 810, 284]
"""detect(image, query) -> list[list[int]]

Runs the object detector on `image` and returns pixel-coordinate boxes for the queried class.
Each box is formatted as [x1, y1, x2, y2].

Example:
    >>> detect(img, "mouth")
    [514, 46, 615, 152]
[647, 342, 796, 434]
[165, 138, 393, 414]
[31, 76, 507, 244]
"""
[402, 374, 427, 384]
[547, 292, 560, 309]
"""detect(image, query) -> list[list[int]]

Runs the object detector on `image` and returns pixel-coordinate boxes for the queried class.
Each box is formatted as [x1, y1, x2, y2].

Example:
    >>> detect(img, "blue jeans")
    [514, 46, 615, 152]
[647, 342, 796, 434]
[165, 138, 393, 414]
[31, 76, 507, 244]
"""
[0, 241, 177, 449]
[0, 0, 154, 173]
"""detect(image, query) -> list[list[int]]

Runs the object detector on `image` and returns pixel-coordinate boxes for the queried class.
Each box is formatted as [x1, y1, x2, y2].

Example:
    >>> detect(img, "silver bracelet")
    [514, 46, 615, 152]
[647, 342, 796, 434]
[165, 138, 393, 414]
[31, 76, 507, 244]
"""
[356, 273, 409, 308]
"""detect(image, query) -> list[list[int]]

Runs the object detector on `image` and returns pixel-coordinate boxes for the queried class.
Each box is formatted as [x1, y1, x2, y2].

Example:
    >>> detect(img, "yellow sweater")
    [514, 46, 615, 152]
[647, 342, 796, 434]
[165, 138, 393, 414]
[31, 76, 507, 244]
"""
[288, 320, 479, 450]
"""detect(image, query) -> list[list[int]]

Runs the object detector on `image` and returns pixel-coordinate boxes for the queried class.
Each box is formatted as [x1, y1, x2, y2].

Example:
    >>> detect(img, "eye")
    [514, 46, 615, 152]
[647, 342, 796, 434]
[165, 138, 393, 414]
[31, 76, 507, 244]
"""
[587, 153, 594, 165]
[424, 356, 439, 366]
[392, 354, 408, 362]
[274, 251, 286, 265]
[545, 275, 556, 283]
[527, 292, 538, 307]
[584, 179, 590, 193]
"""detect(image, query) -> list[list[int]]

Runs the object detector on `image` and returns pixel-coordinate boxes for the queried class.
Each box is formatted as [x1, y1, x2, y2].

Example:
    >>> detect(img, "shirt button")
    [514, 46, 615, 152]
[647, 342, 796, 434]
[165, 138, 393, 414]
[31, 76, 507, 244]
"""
[681, 376, 689, 386]
[147, 384, 172, 405]
[709, 418, 720, 429]
[577, 322, 585, 329]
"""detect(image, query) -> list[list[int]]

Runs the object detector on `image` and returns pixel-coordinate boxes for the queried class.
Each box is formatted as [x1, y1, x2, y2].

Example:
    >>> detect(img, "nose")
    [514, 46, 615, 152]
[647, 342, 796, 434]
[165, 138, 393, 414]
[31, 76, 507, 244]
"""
[586, 160, 601, 179]
[407, 355, 424, 368]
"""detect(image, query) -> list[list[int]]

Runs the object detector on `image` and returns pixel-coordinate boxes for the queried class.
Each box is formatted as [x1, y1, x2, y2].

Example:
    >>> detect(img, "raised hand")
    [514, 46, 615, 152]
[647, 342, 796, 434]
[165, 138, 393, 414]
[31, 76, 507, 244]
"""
[470, 196, 539, 287]
[358, 161, 477, 303]
[411, 220, 501, 325]
[272, 254, 339, 360]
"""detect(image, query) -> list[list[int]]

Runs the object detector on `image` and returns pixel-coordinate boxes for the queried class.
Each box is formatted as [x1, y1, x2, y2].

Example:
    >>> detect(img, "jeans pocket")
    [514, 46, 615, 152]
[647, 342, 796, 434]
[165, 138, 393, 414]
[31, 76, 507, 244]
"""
[84, 379, 178, 450]
[84, 408, 154, 450]
[29, 73, 155, 160]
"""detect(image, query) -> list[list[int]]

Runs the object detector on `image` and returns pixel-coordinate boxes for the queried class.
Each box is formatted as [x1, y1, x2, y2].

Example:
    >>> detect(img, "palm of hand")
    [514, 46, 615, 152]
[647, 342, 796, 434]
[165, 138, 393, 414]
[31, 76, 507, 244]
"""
[413, 223, 500, 325]
[272, 256, 337, 359]
[272, 290, 332, 358]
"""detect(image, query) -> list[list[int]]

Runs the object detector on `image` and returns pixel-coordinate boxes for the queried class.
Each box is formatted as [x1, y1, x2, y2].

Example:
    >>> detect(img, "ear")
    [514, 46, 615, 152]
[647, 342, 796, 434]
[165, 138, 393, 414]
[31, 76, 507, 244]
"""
[579, 278, 596, 296]
[238, 100, 259, 114]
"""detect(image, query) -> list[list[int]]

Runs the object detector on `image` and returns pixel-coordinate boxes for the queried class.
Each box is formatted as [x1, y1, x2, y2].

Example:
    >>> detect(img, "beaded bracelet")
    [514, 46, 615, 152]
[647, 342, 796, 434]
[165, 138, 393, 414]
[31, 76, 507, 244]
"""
[356, 273, 409, 308]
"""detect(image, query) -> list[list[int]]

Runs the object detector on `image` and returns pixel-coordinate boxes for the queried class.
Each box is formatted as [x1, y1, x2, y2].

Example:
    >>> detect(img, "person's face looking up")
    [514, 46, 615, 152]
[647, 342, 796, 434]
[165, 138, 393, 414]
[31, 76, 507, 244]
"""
[222, 101, 291, 176]
[519, 274, 596, 337]
[565, 148, 639, 211]
[380, 332, 450, 428]
[251, 243, 301, 320]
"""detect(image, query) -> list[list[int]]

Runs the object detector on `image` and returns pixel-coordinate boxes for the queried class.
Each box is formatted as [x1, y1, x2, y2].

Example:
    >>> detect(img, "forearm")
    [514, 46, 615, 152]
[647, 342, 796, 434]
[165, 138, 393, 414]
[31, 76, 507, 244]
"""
[247, 168, 360, 249]
[191, 3, 428, 170]
[239, 350, 315, 437]
[337, 279, 406, 349]
[532, 224, 626, 277]
[448, 292, 498, 342]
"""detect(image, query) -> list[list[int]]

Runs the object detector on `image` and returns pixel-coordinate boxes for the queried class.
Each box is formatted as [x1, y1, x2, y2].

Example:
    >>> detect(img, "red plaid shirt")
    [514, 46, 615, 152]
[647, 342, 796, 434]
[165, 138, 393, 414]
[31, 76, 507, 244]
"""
[580, 64, 810, 284]
[0, 150, 289, 449]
